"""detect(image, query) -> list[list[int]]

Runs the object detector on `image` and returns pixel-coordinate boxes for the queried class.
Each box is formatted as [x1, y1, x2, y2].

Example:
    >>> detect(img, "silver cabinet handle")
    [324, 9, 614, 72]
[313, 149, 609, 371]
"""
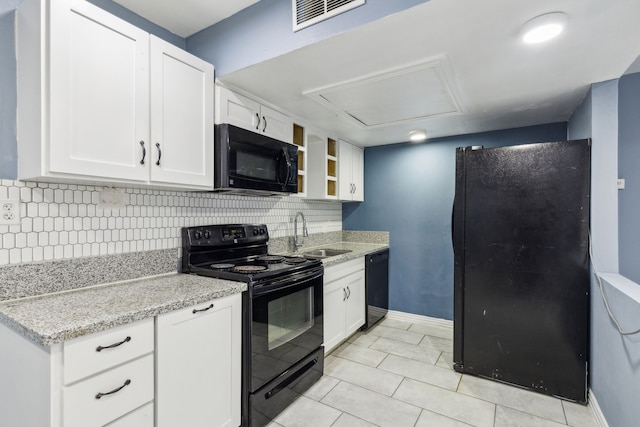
[262, 116, 267, 132]
[255, 113, 261, 130]
[343, 288, 347, 301]
[347, 286, 351, 299]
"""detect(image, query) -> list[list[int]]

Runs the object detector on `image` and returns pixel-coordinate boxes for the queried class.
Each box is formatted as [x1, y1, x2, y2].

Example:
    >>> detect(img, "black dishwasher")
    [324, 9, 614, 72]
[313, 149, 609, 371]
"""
[361, 249, 389, 330]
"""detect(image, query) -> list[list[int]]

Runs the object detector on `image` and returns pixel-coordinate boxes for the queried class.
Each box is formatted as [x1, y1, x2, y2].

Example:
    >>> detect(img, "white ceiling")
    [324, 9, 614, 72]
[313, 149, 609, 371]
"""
[116, 0, 640, 147]
[113, 0, 260, 37]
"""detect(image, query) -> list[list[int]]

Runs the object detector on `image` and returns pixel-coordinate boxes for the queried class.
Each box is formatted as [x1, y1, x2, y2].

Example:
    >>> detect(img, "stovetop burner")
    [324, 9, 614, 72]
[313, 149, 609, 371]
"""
[257, 255, 286, 264]
[284, 257, 308, 265]
[233, 265, 268, 273]
[210, 263, 235, 270]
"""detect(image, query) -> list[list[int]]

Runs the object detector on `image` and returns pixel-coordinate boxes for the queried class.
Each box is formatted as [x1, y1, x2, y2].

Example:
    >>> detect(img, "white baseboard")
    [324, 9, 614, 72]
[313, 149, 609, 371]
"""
[589, 389, 609, 427]
[385, 310, 453, 330]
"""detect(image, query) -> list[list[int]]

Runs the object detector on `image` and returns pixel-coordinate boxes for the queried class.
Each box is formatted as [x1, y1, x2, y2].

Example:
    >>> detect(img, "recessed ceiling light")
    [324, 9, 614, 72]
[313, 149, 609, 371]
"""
[521, 12, 568, 44]
[409, 130, 427, 142]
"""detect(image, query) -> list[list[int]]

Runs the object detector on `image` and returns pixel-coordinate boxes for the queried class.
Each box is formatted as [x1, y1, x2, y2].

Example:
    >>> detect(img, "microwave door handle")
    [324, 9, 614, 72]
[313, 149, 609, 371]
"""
[280, 147, 291, 190]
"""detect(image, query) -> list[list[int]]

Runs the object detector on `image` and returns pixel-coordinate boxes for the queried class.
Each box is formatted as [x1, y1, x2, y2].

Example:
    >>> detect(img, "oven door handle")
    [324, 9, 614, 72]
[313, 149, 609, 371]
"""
[251, 267, 323, 296]
[264, 357, 320, 400]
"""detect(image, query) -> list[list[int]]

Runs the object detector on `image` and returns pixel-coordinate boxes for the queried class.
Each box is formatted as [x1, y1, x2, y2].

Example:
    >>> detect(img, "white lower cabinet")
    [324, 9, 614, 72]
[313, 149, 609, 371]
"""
[156, 293, 242, 427]
[0, 293, 242, 427]
[0, 318, 154, 427]
[323, 258, 366, 353]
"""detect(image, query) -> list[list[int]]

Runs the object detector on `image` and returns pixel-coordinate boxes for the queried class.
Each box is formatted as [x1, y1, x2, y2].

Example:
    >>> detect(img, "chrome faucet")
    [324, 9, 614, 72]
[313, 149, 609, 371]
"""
[294, 211, 308, 250]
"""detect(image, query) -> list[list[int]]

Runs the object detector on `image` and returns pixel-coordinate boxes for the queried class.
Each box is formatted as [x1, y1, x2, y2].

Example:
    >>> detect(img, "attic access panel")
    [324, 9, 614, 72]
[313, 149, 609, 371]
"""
[294, 0, 365, 31]
[304, 58, 463, 128]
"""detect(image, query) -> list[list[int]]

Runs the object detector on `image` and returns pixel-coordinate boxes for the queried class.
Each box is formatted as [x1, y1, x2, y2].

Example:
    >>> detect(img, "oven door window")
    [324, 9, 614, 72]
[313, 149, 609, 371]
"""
[268, 287, 314, 351]
[251, 274, 323, 392]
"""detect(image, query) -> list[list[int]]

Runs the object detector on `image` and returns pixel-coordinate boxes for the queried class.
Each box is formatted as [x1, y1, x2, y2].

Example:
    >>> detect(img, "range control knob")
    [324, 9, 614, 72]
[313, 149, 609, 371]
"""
[193, 231, 203, 240]
[259, 228, 266, 235]
[253, 229, 260, 236]
[203, 230, 211, 239]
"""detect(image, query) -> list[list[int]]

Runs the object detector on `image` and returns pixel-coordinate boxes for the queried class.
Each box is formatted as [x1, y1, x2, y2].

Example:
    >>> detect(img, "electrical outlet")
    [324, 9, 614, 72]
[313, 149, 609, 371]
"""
[1, 199, 21, 225]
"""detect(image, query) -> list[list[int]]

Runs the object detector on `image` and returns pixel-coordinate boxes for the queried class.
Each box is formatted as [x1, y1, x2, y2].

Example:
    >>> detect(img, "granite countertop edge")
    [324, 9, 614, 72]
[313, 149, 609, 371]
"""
[0, 273, 247, 347]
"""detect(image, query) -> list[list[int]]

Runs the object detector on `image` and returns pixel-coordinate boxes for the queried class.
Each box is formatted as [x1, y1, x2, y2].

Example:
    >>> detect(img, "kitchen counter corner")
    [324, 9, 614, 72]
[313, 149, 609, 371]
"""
[0, 273, 246, 347]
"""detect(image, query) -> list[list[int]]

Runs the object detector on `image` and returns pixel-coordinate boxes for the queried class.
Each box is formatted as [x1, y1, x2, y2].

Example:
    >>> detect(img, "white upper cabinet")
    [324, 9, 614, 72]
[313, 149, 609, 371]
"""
[149, 35, 213, 188]
[216, 84, 293, 143]
[17, 0, 214, 190]
[338, 140, 364, 201]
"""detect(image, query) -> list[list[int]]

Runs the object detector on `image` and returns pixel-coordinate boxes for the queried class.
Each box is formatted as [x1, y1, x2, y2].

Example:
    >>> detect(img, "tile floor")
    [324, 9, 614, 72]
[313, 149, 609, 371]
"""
[268, 317, 598, 427]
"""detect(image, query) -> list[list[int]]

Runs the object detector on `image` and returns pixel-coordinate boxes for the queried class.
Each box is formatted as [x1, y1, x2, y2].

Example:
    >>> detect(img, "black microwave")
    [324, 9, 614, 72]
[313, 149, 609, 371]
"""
[214, 124, 298, 195]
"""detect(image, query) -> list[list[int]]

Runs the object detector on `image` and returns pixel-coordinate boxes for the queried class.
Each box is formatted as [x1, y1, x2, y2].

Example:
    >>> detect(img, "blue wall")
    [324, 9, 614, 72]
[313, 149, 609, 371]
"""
[568, 79, 640, 427]
[342, 123, 568, 319]
[0, 0, 184, 180]
[187, 0, 429, 76]
[618, 72, 640, 283]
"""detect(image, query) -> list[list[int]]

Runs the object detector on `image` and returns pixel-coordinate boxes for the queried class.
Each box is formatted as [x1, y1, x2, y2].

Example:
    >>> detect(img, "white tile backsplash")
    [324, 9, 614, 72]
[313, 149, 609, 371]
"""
[0, 180, 342, 266]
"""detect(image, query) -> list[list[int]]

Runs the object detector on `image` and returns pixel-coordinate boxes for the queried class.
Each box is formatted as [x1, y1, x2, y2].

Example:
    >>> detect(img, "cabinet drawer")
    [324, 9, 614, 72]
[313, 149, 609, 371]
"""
[64, 354, 154, 427]
[105, 402, 153, 427]
[64, 318, 154, 384]
[324, 257, 365, 283]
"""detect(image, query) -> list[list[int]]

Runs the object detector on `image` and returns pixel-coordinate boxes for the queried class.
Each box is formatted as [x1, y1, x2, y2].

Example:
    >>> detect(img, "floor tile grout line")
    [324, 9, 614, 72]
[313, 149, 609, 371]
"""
[455, 377, 569, 425]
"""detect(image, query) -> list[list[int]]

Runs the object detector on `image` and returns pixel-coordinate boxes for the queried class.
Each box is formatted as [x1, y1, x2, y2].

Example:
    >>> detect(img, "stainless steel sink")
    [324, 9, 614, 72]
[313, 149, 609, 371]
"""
[301, 248, 352, 259]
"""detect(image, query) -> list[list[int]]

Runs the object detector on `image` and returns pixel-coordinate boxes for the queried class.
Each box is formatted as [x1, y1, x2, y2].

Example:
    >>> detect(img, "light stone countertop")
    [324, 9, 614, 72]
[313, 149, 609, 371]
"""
[0, 273, 246, 347]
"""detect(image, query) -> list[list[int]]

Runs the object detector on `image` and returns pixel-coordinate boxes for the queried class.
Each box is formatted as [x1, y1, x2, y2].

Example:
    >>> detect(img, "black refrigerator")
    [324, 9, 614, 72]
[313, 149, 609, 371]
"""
[452, 140, 590, 403]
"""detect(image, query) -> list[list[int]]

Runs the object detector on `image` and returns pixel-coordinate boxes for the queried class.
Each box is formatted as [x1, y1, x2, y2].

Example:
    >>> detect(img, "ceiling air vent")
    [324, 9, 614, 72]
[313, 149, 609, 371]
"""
[293, 0, 365, 31]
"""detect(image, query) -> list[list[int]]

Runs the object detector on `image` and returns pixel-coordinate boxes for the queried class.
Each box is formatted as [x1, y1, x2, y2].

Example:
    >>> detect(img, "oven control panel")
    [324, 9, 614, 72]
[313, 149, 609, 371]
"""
[183, 224, 269, 247]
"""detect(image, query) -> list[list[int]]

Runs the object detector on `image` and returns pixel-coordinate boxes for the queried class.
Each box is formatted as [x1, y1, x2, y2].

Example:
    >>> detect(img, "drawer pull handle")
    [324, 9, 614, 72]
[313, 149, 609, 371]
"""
[95, 379, 131, 400]
[96, 336, 131, 352]
[193, 303, 214, 314]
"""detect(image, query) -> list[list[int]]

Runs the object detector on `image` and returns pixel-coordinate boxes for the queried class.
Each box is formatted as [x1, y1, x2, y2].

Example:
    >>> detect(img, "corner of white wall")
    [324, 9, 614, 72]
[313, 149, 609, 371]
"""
[590, 80, 619, 274]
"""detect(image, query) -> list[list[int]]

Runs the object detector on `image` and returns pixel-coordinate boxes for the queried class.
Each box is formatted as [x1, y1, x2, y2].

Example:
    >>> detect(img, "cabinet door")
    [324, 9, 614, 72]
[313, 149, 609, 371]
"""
[149, 36, 214, 189]
[215, 86, 261, 131]
[344, 270, 366, 335]
[156, 294, 241, 427]
[323, 278, 347, 353]
[49, 0, 149, 181]
[351, 145, 365, 201]
[260, 105, 293, 143]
